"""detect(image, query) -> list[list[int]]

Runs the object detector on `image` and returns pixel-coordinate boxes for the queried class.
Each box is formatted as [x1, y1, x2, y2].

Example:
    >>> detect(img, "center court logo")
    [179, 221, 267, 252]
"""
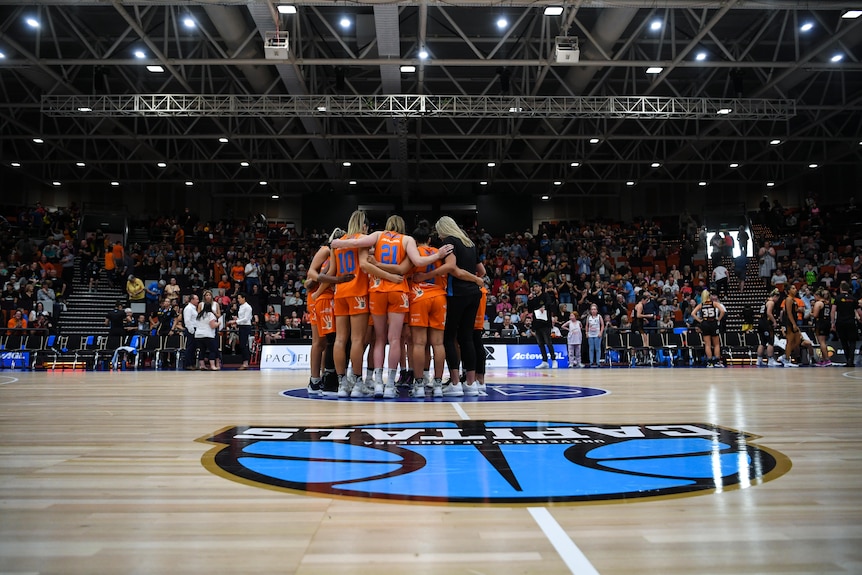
[200, 421, 790, 504]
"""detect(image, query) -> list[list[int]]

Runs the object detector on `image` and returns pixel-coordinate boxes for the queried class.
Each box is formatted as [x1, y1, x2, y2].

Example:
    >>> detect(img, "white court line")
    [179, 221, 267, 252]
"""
[451, 402, 470, 420]
[0, 375, 20, 385]
[529, 507, 601, 575]
[451, 401, 599, 574]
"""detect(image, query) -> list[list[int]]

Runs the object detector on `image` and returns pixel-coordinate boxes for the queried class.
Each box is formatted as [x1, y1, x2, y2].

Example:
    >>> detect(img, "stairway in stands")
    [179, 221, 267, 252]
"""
[708, 223, 776, 331]
[57, 258, 125, 336]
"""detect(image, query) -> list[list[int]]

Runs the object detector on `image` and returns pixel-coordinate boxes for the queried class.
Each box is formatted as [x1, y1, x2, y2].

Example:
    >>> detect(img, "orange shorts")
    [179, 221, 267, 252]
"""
[315, 297, 335, 335]
[370, 291, 410, 315]
[307, 300, 318, 325]
[334, 295, 369, 317]
[409, 295, 447, 330]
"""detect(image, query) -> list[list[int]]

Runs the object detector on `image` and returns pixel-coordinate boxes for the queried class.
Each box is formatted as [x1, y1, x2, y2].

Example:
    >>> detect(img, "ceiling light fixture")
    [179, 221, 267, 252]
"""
[342, 161, 352, 167]
[646, 67, 663, 74]
[695, 52, 707, 61]
[11, 162, 21, 167]
[626, 181, 636, 186]
[76, 162, 86, 167]
[134, 50, 146, 59]
[717, 108, 732, 114]
[650, 20, 662, 31]
[111, 181, 120, 186]
[487, 162, 496, 167]
[0, 52, 5, 59]
[146, 65, 165, 73]
[52, 181, 62, 186]
[277, 5, 297, 14]
[259, 181, 268, 186]
[418, 49, 429, 59]
[553, 180, 563, 186]
[729, 163, 740, 168]
[543, 6, 563, 16]
[767, 181, 775, 187]
[698, 181, 707, 187]
[808, 163, 819, 169]
[541, 195, 550, 200]
[800, 22, 814, 32]
[589, 138, 600, 144]
[218, 137, 229, 143]
[651, 162, 661, 168]
[240, 161, 250, 167]
[25, 17, 39, 28]
[271, 195, 280, 199]
[570, 162, 581, 167]
[831, 54, 844, 62]
[183, 17, 195, 28]
[32, 138, 43, 144]
[480, 181, 488, 185]
[77, 106, 92, 112]
[400, 65, 416, 73]
[770, 139, 782, 145]
[185, 181, 194, 186]
[348, 180, 357, 185]
[157, 162, 167, 168]
[339, 17, 351, 29]
[496, 17, 509, 29]
[841, 10, 862, 18]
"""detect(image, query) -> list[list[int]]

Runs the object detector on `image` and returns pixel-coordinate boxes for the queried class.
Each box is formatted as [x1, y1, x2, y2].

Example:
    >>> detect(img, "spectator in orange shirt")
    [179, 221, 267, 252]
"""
[230, 261, 245, 284]
[6, 309, 28, 333]
[217, 274, 232, 292]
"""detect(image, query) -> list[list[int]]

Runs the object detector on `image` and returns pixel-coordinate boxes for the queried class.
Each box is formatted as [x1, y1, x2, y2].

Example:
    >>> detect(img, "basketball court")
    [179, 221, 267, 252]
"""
[0, 365, 859, 574]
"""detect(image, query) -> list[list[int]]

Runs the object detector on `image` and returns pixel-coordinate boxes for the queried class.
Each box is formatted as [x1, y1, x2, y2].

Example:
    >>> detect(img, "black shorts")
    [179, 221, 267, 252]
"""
[757, 321, 775, 347]
[815, 320, 831, 338]
[632, 318, 644, 333]
[700, 320, 719, 337]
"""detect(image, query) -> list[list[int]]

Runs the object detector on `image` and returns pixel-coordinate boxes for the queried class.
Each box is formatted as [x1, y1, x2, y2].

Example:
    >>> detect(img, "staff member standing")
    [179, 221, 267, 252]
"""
[231, 292, 254, 370]
[527, 282, 558, 368]
[182, 293, 200, 370]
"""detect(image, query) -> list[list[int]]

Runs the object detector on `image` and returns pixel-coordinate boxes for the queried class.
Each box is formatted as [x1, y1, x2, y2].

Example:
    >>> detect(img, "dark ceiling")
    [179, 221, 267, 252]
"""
[1, 0, 861, 204]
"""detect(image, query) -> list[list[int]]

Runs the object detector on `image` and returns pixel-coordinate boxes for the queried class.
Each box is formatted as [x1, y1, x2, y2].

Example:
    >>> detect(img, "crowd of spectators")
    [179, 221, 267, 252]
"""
[1, 194, 860, 350]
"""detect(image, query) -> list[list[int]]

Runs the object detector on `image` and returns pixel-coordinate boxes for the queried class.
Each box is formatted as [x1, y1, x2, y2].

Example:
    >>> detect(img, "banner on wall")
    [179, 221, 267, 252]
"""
[261, 343, 571, 370]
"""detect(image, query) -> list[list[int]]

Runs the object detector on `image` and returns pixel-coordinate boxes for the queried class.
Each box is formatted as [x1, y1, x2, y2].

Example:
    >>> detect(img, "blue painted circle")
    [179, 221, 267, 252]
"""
[281, 383, 609, 402]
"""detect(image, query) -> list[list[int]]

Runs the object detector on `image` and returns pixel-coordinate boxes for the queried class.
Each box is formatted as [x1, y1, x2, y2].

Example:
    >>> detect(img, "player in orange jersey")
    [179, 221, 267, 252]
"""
[332, 214, 452, 398]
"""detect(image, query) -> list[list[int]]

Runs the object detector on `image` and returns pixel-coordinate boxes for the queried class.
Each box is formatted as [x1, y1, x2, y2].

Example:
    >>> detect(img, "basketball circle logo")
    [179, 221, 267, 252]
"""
[200, 420, 790, 504]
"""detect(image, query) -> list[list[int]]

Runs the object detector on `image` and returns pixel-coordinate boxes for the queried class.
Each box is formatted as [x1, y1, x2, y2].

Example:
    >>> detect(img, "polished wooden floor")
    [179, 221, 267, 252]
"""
[1, 365, 860, 575]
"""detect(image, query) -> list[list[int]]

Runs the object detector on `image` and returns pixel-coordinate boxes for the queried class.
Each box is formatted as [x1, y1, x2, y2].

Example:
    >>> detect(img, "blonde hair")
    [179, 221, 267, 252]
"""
[327, 227, 346, 245]
[435, 216, 473, 247]
[701, 289, 711, 303]
[385, 215, 405, 234]
[346, 210, 367, 235]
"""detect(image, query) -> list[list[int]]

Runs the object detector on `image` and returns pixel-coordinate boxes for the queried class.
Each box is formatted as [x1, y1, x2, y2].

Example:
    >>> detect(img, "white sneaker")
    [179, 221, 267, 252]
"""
[350, 379, 375, 398]
[441, 382, 464, 397]
[782, 359, 798, 367]
[477, 383, 487, 396]
[383, 383, 396, 398]
[432, 378, 443, 398]
[373, 378, 384, 397]
[767, 359, 783, 367]
[535, 361, 549, 369]
[462, 381, 479, 396]
[551, 360, 558, 368]
[411, 381, 425, 398]
[337, 376, 354, 398]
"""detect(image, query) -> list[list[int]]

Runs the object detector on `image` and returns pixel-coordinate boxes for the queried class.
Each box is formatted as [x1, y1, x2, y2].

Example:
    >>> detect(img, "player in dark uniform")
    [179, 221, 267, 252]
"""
[756, 289, 782, 367]
[832, 281, 861, 368]
[779, 285, 802, 367]
[811, 288, 833, 367]
[692, 289, 725, 367]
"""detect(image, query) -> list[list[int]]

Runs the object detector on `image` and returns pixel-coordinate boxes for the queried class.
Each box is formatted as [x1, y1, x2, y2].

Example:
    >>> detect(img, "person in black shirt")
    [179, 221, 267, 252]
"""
[104, 301, 126, 336]
[527, 281, 558, 368]
[832, 281, 861, 367]
[692, 289, 725, 367]
[436, 216, 484, 396]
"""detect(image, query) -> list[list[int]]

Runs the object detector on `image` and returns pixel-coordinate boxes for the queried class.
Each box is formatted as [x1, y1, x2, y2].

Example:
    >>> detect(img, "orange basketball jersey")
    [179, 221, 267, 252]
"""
[370, 231, 409, 293]
[333, 234, 368, 299]
[409, 245, 447, 301]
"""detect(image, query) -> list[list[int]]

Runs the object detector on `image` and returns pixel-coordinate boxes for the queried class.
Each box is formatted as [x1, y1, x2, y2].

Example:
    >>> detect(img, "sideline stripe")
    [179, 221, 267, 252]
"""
[528, 507, 600, 575]
[451, 402, 470, 420]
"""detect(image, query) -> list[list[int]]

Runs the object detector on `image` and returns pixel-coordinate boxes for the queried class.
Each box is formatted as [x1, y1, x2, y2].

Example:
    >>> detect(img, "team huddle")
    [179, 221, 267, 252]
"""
[303, 211, 486, 399]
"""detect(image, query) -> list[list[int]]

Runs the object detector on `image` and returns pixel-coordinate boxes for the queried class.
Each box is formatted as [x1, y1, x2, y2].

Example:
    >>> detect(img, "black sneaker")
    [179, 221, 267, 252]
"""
[307, 378, 322, 396]
[396, 369, 412, 387]
[321, 371, 339, 396]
